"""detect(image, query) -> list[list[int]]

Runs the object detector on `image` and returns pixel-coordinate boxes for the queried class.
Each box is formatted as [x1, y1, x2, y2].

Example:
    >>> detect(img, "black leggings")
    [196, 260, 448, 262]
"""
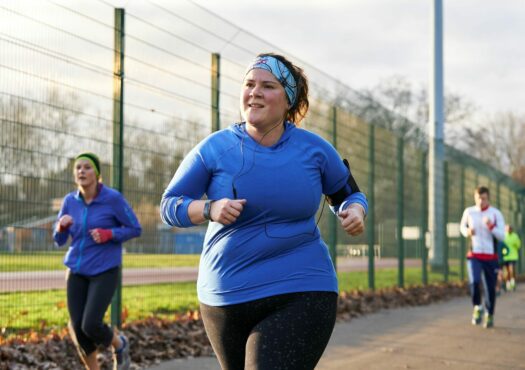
[200, 291, 338, 370]
[67, 267, 119, 355]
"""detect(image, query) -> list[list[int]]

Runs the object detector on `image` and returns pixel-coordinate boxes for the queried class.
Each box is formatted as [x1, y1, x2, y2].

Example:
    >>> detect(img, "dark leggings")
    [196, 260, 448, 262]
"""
[67, 267, 119, 356]
[200, 291, 338, 370]
[467, 258, 498, 315]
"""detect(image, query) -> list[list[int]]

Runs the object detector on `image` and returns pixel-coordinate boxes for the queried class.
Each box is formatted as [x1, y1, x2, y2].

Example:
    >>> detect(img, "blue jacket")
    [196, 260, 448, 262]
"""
[53, 184, 142, 276]
[161, 122, 367, 306]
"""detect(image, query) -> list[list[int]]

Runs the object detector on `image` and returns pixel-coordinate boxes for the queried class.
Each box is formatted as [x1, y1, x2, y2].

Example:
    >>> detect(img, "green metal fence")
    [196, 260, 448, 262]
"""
[1, 1, 524, 336]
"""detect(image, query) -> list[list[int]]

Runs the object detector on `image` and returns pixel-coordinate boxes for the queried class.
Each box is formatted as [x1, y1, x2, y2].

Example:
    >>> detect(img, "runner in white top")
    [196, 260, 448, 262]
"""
[460, 186, 505, 328]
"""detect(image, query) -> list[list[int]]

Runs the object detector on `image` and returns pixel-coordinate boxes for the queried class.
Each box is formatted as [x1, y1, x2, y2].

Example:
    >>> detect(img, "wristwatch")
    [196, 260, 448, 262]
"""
[203, 200, 214, 221]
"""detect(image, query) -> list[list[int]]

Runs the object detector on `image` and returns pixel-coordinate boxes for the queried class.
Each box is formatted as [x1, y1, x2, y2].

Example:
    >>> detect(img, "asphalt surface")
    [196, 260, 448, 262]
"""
[0, 258, 421, 292]
[146, 286, 525, 370]
[0, 267, 199, 292]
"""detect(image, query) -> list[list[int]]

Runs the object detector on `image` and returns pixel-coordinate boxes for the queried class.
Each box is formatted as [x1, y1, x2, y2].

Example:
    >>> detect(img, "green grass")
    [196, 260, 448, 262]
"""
[1, 266, 462, 336]
[337, 265, 462, 291]
[0, 252, 201, 272]
[0, 282, 199, 335]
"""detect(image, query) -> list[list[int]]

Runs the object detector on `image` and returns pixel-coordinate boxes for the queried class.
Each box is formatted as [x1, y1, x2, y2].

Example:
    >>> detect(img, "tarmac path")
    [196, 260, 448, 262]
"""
[146, 286, 525, 370]
[0, 258, 421, 292]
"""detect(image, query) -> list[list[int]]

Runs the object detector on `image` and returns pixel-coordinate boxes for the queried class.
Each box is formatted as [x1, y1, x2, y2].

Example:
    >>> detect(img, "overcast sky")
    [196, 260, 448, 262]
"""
[193, 0, 525, 119]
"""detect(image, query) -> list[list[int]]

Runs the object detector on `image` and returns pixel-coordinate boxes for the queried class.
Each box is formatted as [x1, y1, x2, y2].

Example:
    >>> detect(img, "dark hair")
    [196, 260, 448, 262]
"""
[258, 52, 309, 125]
[475, 186, 490, 196]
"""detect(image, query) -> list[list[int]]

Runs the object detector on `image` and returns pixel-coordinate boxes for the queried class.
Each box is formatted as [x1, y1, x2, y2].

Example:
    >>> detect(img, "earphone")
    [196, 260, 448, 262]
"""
[231, 122, 327, 239]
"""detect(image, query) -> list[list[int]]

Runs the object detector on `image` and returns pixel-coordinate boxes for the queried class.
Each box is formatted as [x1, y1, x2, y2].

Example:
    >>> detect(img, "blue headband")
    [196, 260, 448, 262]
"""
[245, 55, 297, 107]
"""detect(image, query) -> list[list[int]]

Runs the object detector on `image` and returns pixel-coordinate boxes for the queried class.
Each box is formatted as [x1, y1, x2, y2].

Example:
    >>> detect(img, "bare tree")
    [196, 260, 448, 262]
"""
[457, 112, 525, 184]
[346, 75, 475, 147]
[0, 88, 85, 225]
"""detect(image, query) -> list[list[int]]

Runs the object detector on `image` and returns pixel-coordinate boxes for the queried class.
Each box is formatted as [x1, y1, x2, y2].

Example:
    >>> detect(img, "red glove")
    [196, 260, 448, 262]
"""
[482, 216, 495, 230]
[57, 215, 73, 232]
[90, 228, 113, 244]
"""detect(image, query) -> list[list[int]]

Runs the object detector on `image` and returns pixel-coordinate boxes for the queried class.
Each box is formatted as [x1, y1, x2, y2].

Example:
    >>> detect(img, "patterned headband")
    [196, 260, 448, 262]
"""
[245, 55, 297, 107]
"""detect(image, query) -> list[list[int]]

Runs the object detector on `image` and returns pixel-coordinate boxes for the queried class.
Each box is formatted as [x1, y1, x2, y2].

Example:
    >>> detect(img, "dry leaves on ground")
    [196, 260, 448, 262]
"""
[0, 281, 470, 369]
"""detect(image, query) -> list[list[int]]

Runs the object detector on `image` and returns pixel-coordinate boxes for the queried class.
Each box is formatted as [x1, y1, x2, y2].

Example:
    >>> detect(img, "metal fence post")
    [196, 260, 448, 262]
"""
[443, 161, 449, 282]
[111, 7, 125, 329]
[429, 0, 445, 272]
[211, 53, 220, 132]
[518, 194, 525, 274]
[421, 150, 428, 285]
[328, 106, 338, 271]
[397, 137, 404, 288]
[459, 166, 466, 281]
[496, 179, 501, 209]
[367, 124, 375, 290]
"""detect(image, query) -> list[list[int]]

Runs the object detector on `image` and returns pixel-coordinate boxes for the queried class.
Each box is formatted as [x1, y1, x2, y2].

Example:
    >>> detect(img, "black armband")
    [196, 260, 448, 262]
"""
[326, 159, 361, 206]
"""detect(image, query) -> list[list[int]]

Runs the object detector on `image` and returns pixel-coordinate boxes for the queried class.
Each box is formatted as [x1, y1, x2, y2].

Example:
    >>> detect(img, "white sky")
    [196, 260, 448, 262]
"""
[194, 0, 525, 118]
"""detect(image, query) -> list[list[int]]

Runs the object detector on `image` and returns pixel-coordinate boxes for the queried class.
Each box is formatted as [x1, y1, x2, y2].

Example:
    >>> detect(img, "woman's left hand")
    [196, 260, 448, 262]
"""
[338, 205, 365, 236]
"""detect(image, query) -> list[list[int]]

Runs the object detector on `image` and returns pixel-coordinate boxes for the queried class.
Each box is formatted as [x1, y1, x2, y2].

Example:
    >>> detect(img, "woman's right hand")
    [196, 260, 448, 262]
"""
[210, 198, 247, 225]
[57, 215, 74, 232]
[338, 204, 365, 236]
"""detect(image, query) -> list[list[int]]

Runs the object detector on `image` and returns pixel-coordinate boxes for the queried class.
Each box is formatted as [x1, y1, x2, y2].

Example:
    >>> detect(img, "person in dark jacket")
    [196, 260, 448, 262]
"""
[53, 152, 141, 370]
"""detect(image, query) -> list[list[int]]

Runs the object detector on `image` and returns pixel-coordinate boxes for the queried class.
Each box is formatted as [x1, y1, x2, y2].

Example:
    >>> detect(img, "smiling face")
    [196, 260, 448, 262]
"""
[240, 68, 289, 131]
[74, 159, 98, 189]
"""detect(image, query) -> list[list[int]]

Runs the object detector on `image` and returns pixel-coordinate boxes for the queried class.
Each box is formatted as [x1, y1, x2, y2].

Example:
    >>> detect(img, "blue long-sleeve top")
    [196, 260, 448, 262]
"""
[161, 122, 367, 306]
[53, 184, 142, 276]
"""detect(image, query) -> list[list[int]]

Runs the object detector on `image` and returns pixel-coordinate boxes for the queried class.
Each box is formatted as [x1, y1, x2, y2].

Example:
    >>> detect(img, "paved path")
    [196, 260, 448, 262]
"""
[0, 267, 199, 292]
[0, 258, 421, 292]
[146, 287, 525, 370]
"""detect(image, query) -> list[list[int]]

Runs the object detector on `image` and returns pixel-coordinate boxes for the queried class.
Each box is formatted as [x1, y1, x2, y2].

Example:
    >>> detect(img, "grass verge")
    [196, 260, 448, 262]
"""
[1, 266, 463, 337]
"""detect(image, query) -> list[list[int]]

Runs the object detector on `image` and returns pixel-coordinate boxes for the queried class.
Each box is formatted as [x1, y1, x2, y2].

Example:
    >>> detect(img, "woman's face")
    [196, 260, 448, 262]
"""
[241, 68, 289, 129]
[74, 159, 98, 188]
